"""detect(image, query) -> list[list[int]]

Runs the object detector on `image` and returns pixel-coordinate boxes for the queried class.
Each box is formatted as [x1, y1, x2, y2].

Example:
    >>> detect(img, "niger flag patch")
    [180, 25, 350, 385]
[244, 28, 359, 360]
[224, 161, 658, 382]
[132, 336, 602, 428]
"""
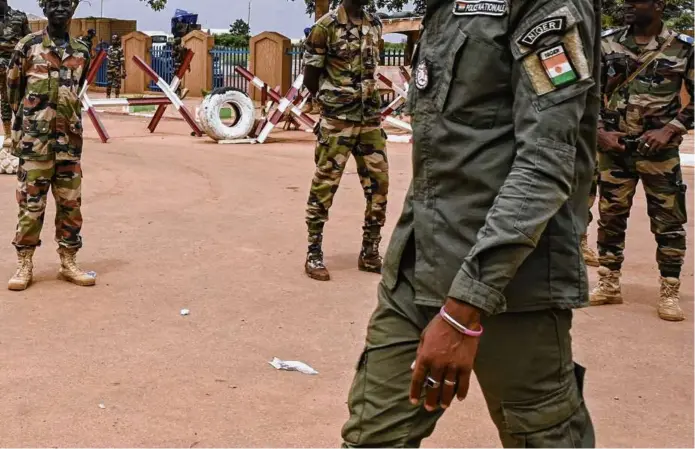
[539, 44, 578, 87]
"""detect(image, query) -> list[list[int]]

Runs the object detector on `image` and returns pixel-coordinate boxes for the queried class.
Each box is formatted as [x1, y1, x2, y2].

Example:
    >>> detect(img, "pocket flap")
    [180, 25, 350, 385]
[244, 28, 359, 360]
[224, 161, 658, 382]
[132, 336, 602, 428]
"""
[501, 379, 582, 434]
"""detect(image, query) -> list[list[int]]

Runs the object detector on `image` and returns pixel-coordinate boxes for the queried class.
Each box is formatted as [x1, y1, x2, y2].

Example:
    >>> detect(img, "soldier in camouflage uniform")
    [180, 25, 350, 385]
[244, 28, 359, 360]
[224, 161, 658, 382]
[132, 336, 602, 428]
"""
[7, 0, 96, 291]
[78, 28, 96, 57]
[106, 34, 125, 99]
[302, 0, 389, 281]
[590, 0, 693, 321]
[0, 0, 30, 148]
[581, 164, 600, 267]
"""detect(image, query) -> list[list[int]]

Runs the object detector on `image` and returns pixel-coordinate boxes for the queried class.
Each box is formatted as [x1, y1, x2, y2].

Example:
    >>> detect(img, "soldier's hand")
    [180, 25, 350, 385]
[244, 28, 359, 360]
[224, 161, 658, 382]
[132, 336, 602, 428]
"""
[410, 299, 481, 411]
[598, 129, 627, 153]
[639, 126, 678, 155]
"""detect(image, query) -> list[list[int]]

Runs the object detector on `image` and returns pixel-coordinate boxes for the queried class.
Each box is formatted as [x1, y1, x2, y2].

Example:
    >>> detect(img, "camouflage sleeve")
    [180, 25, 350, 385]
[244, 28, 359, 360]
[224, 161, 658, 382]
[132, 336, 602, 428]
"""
[597, 49, 608, 128]
[447, 0, 601, 315]
[669, 47, 694, 132]
[303, 24, 328, 69]
[79, 51, 91, 91]
[7, 41, 26, 115]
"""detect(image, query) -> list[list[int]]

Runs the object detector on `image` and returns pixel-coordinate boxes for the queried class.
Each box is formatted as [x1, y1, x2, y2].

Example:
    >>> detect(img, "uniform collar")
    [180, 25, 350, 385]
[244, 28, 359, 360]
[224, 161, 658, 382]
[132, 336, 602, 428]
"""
[336, 4, 370, 26]
[42, 27, 72, 49]
[620, 21, 673, 52]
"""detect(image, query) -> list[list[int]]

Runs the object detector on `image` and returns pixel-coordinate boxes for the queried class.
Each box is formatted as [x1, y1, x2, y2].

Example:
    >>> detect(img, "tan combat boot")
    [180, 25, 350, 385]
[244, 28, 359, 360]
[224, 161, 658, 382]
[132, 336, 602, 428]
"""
[305, 248, 330, 281]
[57, 248, 96, 286]
[590, 266, 623, 306]
[581, 234, 599, 267]
[2, 122, 12, 148]
[8, 248, 35, 291]
[658, 277, 685, 321]
[358, 238, 382, 274]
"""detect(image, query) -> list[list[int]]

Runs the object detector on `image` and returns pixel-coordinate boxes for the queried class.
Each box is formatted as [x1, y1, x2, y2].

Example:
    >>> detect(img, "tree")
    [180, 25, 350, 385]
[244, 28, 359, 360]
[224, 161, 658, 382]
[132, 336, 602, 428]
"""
[229, 18, 250, 38]
[602, 0, 693, 32]
[39, 0, 167, 10]
[294, 0, 425, 15]
[214, 19, 251, 48]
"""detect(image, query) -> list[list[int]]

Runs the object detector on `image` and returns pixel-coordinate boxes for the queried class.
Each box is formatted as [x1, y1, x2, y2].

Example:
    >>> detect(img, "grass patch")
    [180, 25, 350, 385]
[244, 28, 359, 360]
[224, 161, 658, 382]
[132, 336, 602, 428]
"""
[130, 105, 156, 113]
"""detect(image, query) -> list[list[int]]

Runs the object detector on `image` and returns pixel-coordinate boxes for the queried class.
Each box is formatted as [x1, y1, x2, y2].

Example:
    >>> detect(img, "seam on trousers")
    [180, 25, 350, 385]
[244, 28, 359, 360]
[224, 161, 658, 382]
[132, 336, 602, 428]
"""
[353, 350, 369, 445]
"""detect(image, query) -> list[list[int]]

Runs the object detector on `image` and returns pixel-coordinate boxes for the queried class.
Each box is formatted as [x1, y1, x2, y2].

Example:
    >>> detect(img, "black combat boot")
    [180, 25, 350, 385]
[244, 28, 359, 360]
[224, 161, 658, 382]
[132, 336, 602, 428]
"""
[305, 242, 330, 281]
[358, 237, 382, 274]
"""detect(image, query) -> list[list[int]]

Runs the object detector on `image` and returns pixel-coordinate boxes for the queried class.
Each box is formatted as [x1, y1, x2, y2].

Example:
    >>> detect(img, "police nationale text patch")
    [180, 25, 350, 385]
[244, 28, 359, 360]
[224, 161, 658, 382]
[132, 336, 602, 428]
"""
[453, 0, 508, 16]
[518, 17, 567, 47]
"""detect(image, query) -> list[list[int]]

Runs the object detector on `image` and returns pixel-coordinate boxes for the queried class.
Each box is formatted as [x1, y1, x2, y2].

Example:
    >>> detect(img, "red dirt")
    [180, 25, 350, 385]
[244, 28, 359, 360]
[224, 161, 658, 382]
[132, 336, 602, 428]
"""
[0, 114, 692, 447]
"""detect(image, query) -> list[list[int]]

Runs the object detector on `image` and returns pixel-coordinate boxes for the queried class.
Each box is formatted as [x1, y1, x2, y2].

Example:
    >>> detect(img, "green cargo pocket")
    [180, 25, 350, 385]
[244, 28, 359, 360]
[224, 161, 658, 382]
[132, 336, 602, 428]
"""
[501, 374, 587, 447]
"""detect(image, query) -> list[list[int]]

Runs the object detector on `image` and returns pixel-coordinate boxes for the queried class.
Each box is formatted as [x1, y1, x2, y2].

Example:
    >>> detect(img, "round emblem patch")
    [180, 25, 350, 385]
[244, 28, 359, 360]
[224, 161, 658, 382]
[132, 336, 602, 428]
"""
[415, 60, 429, 90]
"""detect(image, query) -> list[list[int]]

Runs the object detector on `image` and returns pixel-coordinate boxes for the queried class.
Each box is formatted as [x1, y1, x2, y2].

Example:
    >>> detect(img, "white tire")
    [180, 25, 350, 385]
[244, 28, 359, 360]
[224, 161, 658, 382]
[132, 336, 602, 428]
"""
[198, 88, 255, 141]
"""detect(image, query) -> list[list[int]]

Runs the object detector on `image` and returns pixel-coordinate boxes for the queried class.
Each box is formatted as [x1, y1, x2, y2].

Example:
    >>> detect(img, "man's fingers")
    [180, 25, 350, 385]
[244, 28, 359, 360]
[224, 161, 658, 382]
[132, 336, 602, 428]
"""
[409, 356, 428, 405]
[424, 365, 445, 412]
[439, 367, 458, 409]
[456, 370, 472, 401]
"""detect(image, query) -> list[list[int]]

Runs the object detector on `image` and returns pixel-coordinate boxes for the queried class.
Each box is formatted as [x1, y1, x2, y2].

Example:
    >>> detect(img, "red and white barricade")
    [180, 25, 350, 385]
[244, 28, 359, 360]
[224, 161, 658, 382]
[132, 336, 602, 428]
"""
[377, 71, 413, 140]
[79, 48, 201, 143]
[234, 66, 317, 143]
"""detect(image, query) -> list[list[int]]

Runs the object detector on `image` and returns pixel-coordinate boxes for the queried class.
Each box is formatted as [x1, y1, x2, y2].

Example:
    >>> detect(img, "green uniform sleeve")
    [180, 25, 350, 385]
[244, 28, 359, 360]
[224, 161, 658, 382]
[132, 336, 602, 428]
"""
[447, 0, 599, 315]
[668, 46, 693, 132]
[7, 42, 26, 115]
[303, 24, 328, 69]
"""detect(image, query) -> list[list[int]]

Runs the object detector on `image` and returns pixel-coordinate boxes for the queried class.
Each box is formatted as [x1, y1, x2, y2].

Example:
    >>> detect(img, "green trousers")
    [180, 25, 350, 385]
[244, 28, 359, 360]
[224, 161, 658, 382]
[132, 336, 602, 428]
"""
[342, 243, 595, 447]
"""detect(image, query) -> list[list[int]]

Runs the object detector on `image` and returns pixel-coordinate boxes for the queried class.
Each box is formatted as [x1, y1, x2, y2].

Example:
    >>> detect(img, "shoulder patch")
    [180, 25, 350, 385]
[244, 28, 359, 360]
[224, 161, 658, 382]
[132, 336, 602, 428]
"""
[677, 33, 694, 45]
[517, 17, 566, 47]
[453, 0, 508, 17]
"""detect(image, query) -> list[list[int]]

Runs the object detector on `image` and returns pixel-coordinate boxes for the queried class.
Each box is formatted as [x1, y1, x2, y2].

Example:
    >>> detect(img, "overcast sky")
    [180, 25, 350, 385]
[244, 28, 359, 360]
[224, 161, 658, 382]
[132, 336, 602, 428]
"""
[14, 0, 315, 38]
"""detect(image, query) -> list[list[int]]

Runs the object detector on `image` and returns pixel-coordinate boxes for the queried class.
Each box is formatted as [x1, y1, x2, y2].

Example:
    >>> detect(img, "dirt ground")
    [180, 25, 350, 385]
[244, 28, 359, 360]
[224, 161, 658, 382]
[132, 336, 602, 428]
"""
[0, 114, 692, 447]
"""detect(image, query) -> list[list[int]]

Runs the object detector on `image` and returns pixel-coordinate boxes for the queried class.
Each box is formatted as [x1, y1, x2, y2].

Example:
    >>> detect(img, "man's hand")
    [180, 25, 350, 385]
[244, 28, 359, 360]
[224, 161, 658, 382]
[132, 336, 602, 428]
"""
[598, 128, 626, 152]
[638, 125, 679, 155]
[410, 299, 481, 411]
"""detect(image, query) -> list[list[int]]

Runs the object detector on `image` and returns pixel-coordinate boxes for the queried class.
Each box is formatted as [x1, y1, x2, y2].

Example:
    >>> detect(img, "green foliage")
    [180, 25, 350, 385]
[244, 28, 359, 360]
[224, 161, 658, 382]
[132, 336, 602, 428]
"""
[602, 0, 693, 32]
[214, 19, 251, 48]
[39, 0, 167, 10]
[294, 0, 426, 15]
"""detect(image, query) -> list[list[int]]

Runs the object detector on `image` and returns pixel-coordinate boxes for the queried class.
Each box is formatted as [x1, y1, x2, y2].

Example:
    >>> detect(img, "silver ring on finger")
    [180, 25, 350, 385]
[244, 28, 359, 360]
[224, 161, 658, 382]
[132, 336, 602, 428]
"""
[444, 379, 456, 387]
[425, 376, 441, 389]
[644, 143, 651, 148]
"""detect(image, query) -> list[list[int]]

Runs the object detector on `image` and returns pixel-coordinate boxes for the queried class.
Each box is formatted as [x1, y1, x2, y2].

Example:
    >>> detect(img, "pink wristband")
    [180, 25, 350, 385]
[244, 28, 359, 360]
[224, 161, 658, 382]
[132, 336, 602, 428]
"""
[439, 307, 484, 337]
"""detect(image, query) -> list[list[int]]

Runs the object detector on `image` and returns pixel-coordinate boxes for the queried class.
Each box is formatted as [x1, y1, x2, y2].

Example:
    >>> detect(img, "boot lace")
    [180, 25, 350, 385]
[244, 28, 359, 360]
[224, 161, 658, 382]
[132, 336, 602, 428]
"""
[661, 280, 680, 305]
[14, 255, 31, 279]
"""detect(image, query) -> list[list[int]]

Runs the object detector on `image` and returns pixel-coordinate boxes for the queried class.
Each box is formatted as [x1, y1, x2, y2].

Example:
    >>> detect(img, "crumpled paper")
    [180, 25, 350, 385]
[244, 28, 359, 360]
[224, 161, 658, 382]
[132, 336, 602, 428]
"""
[268, 357, 318, 375]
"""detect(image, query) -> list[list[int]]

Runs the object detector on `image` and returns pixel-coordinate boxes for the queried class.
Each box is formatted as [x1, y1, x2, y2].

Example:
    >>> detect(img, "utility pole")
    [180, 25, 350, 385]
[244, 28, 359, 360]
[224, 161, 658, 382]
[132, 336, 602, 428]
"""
[247, 0, 252, 30]
[100, 0, 104, 17]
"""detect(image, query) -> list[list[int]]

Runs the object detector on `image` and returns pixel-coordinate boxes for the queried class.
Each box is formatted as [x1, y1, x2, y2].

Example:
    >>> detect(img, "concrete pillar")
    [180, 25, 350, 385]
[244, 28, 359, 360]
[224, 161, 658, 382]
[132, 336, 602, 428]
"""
[122, 31, 152, 94]
[248, 31, 291, 101]
[182, 30, 215, 97]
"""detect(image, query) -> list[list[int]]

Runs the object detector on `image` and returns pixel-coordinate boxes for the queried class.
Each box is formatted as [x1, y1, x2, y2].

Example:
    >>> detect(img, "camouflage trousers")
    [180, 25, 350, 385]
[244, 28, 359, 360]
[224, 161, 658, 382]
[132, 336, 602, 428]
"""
[106, 67, 122, 97]
[306, 117, 389, 249]
[342, 241, 595, 447]
[13, 158, 83, 250]
[597, 146, 687, 278]
[0, 62, 13, 124]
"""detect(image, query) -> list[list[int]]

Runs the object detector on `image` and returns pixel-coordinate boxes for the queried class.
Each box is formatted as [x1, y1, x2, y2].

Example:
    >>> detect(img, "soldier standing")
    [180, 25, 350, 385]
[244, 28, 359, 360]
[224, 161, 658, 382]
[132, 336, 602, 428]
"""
[7, 0, 95, 291]
[590, 0, 693, 321]
[582, 167, 600, 266]
[0, 0, 30, 149]
[341, 0, 600, 446]
[78, 28, 96, 57]
[106, 34, 125, 99]
[302, 0, 389, 281]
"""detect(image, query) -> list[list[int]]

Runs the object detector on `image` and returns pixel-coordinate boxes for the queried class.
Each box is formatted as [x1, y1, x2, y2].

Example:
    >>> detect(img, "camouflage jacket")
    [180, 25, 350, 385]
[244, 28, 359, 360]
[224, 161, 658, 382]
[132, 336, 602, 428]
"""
[600, 24, 694, 137]
[0, 7, 30, 61]
[8, 29, 91, 161]
[107, 44, 124, 70]
[304, 5, 382, 124]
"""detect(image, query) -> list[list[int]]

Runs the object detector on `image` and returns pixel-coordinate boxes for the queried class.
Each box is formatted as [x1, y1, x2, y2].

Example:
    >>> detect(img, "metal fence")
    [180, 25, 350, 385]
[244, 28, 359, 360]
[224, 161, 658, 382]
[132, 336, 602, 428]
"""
[149, 47, 175, 92]
[211, 47, 250, 91]
[95, 44, 110, 87]
[381, 48, 406, 67]
[288, 44, 304, 80]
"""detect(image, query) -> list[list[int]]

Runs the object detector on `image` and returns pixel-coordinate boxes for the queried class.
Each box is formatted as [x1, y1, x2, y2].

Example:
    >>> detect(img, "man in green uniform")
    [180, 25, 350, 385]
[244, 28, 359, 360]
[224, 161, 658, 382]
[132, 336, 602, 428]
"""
[590, 0, 692, 322]
[106, 34, 125, 99]
[0, 0, 30, 149]
[302, 0, 389, 282]
[341, 0, 600, 446]
[7, 0, 96, 291]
